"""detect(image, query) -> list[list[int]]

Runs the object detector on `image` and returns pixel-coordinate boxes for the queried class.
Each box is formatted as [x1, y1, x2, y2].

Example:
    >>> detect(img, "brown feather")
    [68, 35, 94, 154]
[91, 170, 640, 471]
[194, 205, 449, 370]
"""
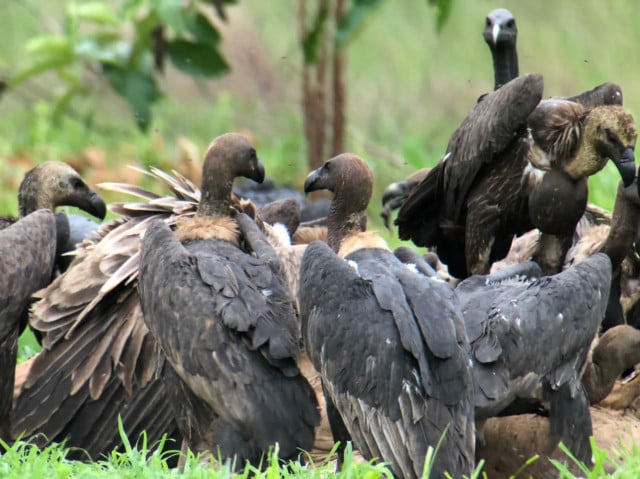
[174, 215, 240, 245]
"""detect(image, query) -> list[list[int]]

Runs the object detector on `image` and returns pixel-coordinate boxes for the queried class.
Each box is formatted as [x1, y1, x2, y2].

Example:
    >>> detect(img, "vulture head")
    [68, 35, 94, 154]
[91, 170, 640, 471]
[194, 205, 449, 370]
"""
[18, 161, 106, 220]
[198, 133, 266, 216]
[588, 106, 637, 186]
[483, 8, 517, 48]
[304, 154, 372, 251]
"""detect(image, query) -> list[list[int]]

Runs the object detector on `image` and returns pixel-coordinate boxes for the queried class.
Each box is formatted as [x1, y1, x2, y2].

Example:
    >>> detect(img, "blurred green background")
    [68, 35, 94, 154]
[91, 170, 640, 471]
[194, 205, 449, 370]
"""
[0, 0, 638, 246]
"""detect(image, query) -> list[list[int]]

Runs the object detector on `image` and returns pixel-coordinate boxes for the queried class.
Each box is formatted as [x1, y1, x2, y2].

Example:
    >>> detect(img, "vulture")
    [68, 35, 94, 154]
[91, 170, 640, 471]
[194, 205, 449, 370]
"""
[137, 133, 319, 467]
[0, 211, 56, 440]
[455, 254, 611, 464]
[299, 154, 474, 478]
[0, 161, 106, 440]
[13, 153, 320, 461]
[396, 73, 637, 277]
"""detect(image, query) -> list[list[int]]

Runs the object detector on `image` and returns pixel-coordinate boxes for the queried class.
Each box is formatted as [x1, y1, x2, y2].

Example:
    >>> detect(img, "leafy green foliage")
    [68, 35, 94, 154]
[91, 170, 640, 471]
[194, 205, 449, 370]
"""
[430, 0, 454, 33]
[8, 1, 231, 131]
[336, 0, 385, 50]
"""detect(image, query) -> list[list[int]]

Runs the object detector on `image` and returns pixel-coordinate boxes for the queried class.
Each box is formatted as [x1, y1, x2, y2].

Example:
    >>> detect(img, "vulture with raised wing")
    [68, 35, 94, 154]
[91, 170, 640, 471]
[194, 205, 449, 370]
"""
[396, 73, 636, 277]
[138, 133, 319, 467]
[455, 255, 611, 463]
[299, 154, 474, 478]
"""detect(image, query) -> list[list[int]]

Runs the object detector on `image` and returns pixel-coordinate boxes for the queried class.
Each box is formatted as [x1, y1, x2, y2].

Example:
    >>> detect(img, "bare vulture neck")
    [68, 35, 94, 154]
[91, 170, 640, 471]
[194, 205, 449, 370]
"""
[491, 42, 519, 90]
[326, 196, 367, 253]
[602, 185, 640, 269]
[197, 166, 235, 217]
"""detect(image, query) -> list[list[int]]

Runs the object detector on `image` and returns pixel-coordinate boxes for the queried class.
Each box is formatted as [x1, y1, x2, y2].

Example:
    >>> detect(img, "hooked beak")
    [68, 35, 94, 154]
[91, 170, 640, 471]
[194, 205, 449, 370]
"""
[381, 181, 409, 229]
[612, 147, 636, 187]
[304, 167, 327, 194]
[72, 187, 107, 220]
[250, 160, 266, 184]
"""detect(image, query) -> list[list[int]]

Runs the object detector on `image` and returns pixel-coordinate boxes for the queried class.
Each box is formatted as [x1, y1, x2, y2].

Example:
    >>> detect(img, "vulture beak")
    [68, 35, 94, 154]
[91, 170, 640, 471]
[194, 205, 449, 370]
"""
[250, 160, 266, 184]
[612, 148, 636, 187]
[304, 166, 328, 194]
[492, 24, 501, 45]
[72, 188, 107, 220]
[381, 181, 409, 229]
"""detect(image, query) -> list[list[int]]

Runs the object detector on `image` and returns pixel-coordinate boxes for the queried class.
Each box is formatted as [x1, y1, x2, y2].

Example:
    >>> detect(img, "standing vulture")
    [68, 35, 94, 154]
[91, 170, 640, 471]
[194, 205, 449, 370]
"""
[455, 254, 611, 464]
[396, 73, 636, 277]
[0, 161, 106, 440]
[299, 154, 474, 478]
[0, 211, 56, 440]
[138, 133, 319, 467]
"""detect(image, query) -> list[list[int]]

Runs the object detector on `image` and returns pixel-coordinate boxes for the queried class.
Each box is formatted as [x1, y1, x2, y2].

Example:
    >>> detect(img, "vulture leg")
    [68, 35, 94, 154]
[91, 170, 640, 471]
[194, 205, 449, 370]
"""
[465, 204, 499, 275]
[603, 269, 625, 332]
[532, 233, 573, 275]
[547, 381, 593, 466]
[322, 383, 351, 471]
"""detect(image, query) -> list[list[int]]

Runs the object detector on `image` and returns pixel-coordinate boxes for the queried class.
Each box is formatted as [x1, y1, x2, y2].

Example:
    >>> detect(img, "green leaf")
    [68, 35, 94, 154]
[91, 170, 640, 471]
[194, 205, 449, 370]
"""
[74, 39, 126, 64]
[167, 40, 229, 77]
[9, 57, 73, 88]
[51, 85, 84, 124]
[102, 63, 162, 131]
[302, 2, 329, 64]
[186, 12, 221, 46]
[69, 2, 119, 26]
[336, 0, 385, 50]
[430, 0, 454, 33]
[26, 35, 74, 61]
[155, 0, 188, 36]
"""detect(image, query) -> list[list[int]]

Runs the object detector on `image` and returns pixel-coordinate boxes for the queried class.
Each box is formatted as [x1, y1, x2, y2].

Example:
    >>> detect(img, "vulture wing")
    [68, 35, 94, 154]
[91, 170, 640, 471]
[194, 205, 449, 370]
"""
[458, 253, 611, 463]
[138, 219, 319, 460]
[299, 241, 474, 479]
[0, 210, 56, 437]
[397, 73, 543, 244]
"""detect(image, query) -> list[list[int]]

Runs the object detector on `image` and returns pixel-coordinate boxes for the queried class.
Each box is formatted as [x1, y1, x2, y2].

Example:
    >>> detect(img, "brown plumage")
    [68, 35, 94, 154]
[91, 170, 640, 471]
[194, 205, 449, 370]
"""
[397, 74, 637, 277]
[138, 133, 319, 467]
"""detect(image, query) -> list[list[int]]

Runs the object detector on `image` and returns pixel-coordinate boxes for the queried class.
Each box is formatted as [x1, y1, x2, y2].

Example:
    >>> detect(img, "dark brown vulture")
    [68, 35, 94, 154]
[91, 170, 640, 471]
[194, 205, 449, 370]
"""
[454, 254, 611, 464]
[0, 211, 57, 439]
[396, 73, 636, 277]
[299, 154, 474, 478]
[0, 161, 106, 440]
[12, 152, 320, 461]
[137, 133, 319, 468]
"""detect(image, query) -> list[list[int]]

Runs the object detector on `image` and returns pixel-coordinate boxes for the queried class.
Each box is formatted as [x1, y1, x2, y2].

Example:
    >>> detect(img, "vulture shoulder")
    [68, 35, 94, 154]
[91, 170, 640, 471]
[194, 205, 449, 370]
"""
[566, 82, 623, 108]
[299, 241, 474, 478]
[138, 217, 319, 462]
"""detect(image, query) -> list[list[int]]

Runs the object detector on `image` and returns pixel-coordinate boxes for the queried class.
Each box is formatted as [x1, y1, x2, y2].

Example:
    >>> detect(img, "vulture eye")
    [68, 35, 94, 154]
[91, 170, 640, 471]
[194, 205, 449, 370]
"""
[250, 149, 257, 159]
[71, 178, 84, 189]
[606, 129, 618, 145]
[485, 17, 491, 27]
[506, 19, 515, 28]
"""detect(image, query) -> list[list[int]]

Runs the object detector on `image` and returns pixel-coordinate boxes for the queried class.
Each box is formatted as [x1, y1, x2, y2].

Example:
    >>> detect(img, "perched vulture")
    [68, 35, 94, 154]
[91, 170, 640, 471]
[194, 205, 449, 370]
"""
[455, 254, 611, 464]
[299, 154, 474, 478]
[0, 211, 57, 439]
[396, 73, 636, 277]
[138, 133, 319, 467]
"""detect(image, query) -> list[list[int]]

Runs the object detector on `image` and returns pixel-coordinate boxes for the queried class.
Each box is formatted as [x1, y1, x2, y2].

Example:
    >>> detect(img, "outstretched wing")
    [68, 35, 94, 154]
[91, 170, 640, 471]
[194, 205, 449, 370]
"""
[397, 74, 543, 245]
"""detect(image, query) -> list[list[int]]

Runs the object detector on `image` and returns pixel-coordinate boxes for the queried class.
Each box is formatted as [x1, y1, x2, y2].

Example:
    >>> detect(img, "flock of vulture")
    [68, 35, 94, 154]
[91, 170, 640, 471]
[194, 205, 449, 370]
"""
[4, 7, 640, 479]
